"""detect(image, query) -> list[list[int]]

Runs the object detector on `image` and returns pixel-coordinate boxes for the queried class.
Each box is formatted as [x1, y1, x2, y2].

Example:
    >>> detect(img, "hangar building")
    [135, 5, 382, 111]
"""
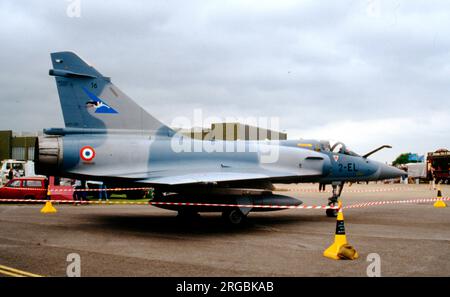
[0, 130, 37, 161]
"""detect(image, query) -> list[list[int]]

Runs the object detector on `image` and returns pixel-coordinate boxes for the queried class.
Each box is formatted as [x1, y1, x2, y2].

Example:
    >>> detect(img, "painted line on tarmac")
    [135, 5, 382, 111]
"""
[0, 268, 24, 277]
[0, 264, 43, 277]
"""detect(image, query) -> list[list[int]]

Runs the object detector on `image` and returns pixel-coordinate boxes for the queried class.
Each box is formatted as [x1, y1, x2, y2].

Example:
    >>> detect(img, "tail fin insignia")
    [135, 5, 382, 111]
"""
[82, 87, 118, 114]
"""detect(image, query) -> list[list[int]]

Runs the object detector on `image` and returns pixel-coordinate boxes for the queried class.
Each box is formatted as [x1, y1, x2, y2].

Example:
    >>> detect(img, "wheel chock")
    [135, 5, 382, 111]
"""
[41, 189, 57, 213]
[434, 187, 447, 208]
[40, 201, 57, 213]
[434, 200, 447, 208]
[338, 244, 359, 260]
[323, 201, 358, 260]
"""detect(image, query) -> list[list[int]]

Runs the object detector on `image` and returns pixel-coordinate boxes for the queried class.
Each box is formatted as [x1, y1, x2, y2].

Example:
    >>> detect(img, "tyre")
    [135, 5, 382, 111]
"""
[222, 208, 247, 226]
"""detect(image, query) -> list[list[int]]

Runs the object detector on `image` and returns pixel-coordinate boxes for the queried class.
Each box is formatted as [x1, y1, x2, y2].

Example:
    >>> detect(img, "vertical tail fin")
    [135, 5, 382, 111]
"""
[49, 51, 172, 135]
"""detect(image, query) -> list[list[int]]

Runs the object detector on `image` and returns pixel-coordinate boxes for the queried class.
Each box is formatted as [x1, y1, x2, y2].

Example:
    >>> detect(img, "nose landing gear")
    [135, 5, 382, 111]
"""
[326, 182, 344, 217]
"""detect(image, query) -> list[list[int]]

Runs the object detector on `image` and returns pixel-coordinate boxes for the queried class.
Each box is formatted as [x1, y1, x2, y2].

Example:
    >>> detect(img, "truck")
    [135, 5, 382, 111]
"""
[427, 149, 450, 184]
[1, 159, 37, 185]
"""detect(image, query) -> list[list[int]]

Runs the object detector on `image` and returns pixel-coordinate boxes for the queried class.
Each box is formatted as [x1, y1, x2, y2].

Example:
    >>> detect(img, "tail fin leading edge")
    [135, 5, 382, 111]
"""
[49, 51, 172, 135]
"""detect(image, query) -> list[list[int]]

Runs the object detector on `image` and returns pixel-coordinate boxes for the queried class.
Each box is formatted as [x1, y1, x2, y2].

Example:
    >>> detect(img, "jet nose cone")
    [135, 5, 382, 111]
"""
[379, 164, 406, 180]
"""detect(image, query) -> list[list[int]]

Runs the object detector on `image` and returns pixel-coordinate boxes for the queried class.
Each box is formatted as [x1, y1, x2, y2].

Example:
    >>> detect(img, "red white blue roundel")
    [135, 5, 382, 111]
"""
[80, 146, 96, 161]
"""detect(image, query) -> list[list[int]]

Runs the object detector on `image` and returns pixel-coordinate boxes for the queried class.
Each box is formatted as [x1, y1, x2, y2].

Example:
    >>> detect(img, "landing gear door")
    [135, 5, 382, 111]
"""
[236, 196, 252, 215]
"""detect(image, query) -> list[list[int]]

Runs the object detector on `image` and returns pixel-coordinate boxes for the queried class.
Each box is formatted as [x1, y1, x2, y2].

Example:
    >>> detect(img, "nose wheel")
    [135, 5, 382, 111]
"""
[326, 182, 344, 217]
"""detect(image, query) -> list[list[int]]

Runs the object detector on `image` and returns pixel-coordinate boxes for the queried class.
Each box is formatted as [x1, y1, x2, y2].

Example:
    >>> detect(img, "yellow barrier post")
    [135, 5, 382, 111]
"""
[433, 185, 447, 208]
[323, 201, 359, 260]
[40, 189, 57, 214]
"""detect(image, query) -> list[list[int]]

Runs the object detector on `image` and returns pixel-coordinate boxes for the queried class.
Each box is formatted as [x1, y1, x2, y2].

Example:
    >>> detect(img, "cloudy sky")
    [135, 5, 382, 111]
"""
[0, 0, 449, 162]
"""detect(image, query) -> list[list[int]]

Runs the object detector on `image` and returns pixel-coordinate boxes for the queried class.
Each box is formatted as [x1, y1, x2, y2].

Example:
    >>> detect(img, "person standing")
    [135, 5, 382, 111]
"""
[7, 167, 14, 182]
[430, 165, 436, 190]
[319, 183, 326, 192]
[72, 179, 82, 205]
[77, 180, 88, 202]
[98, 182, 109, 201]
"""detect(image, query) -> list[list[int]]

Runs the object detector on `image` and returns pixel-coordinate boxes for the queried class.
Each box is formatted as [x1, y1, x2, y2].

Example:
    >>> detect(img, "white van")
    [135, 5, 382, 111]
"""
[0, 159, 36, 185]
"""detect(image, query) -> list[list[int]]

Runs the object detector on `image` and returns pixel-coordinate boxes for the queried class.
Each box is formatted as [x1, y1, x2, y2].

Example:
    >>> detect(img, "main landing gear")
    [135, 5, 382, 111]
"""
[221, 208, 247, 226]
[326, 182, 344, 217]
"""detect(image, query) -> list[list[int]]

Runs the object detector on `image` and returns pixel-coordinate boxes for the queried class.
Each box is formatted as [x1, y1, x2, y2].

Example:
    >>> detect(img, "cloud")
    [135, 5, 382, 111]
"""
[295, 111, 450, 162]
[0, 0, 449, 163]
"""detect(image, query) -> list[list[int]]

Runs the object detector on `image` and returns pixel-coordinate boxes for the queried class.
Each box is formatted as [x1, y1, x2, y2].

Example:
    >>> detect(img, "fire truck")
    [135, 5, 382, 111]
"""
[427, 149, 450, 183]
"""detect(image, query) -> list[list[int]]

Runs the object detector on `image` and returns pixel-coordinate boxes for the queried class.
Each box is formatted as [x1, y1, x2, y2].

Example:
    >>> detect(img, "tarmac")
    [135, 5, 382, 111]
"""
[0, 183, 449, 277]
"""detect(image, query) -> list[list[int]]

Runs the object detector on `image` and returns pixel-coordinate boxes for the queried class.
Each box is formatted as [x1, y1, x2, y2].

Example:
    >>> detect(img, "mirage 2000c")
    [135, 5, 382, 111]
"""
[35, 51, 405, 225]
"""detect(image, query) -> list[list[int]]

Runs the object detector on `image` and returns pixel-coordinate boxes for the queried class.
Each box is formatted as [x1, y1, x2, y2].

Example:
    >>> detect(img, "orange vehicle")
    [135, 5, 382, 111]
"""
[427, 149, 450, 183]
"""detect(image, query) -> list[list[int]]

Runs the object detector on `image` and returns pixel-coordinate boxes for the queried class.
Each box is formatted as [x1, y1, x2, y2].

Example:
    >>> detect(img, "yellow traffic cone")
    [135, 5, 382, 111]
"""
[40, 189, 57, 214]
[433, 186, 447, 208]
[323, 201, 358, 260]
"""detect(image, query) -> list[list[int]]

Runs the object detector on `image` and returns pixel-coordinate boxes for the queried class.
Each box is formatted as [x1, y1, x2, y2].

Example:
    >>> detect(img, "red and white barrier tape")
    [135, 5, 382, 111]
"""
[286, 187, 431, 194]
[59, 187, 152, 192]
[344, 197, 450, 209]
[0, 197, 448, 210]
[0, 198, 337, 209]
[2, 187, 152, 192]
[149, 201, 338, 210]
[3, 186, 437, 194]
[0, 199, 150, 205]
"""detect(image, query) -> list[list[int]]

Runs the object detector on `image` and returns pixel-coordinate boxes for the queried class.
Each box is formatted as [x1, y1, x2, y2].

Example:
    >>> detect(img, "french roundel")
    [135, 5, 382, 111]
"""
[80, 146, 96, 161]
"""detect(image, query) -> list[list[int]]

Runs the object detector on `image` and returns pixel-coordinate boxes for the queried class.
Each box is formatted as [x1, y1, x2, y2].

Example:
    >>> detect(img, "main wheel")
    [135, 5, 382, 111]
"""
[222, 208, 247, 226]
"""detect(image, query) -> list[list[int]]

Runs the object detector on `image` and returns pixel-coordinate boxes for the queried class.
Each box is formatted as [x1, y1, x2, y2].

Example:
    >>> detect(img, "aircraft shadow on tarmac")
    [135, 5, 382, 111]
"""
[84, 213, 329, 236]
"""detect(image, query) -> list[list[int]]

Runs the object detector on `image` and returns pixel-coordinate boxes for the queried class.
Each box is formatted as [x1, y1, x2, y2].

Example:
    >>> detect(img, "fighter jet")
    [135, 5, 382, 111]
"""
[36, 51, 405, 224]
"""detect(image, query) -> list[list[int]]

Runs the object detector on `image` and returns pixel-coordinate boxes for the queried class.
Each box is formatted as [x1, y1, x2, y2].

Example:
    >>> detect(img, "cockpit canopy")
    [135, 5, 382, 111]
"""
[323, 140, 360, 157]
[297, 139, 360, 157]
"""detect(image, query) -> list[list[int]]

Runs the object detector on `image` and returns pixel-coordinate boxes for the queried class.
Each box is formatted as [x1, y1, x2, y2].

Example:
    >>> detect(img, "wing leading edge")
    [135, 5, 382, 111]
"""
[137, 168, 323, 185]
